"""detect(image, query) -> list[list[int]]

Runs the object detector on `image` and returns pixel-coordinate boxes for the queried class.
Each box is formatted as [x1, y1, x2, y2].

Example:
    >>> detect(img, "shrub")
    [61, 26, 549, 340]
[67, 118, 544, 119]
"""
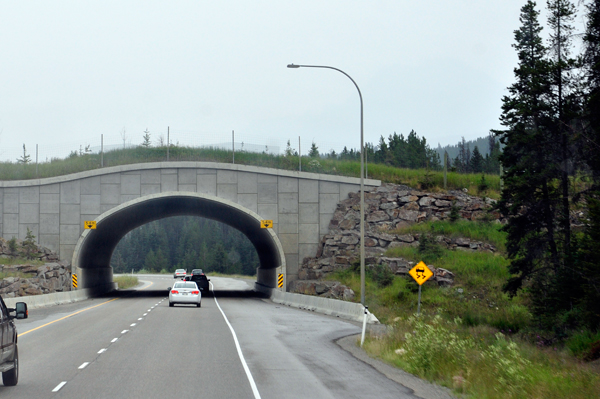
[449, 201, 460, 222]
[370, 264, 394, 288]
[8, 237, 17, 254]
[417, 233, 443, 262]
[20, 228, 39, 260]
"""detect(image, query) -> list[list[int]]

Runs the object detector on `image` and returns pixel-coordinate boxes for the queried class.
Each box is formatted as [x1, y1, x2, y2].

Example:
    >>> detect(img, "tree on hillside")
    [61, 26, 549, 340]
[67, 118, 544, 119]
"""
[495, 1, 559, 300]
[141, 129, 151, 147]
[308, 141, 319, 158]
[17, 144, 31, 164]
[470, 146, 484, 173]
[579, 0, 600, 329]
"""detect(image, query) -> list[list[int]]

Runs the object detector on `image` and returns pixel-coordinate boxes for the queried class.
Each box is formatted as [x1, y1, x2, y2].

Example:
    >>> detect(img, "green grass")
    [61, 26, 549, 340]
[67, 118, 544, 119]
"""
[114, 275, 139, 289]
[0, 146, 502, 196]
[0, 257, 45, 266]
[391, 219, 507, 251]
[325, 219, 599, 398]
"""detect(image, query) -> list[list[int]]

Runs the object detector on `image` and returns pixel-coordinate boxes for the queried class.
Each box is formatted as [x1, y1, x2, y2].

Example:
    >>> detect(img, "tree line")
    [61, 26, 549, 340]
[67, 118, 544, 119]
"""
[111, 216, 259, 276]
[496, 0, 600, 333]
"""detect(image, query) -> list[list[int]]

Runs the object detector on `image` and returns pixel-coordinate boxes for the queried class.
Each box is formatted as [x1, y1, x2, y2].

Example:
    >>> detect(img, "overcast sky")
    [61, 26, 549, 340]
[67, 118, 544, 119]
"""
[0, 1, 588, 162]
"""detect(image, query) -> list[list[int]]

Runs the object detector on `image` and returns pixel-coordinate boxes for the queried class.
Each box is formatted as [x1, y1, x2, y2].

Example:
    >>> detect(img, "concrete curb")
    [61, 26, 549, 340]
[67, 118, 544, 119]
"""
[4, 283, 117, 309]
[256, 283, 379, 324]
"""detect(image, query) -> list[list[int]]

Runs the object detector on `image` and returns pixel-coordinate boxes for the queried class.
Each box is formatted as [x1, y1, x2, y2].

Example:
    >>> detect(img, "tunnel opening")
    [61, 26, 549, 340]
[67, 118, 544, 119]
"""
[72, 193, 285, 291]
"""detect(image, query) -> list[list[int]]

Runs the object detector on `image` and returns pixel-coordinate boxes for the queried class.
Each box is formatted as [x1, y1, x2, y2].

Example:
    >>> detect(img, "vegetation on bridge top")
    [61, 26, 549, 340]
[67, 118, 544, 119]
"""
[1, 144, 502, 197]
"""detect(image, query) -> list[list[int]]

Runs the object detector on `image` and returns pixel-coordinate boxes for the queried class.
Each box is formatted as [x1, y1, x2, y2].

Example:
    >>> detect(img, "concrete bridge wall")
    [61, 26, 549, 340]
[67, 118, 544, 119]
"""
[0, 162, 380, 289]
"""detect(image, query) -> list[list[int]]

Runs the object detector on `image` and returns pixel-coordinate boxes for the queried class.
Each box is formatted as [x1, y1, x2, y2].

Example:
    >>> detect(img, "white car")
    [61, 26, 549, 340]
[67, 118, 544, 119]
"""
[173, 269, 187, 279]
[169, 281, 201, 307]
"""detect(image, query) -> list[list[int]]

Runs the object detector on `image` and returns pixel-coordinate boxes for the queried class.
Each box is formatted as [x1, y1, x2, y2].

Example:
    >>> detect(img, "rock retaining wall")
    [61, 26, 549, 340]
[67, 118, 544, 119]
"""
[292, 183, 501, 295]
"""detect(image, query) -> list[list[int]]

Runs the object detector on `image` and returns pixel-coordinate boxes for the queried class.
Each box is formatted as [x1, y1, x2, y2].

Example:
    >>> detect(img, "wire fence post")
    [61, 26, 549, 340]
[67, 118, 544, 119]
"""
[167, 126, 170, 162]
[101, 134, 104, 167]
[298, 136, 301, 171]
[232, 130, 235, 164]
[36, 144, 39, 177]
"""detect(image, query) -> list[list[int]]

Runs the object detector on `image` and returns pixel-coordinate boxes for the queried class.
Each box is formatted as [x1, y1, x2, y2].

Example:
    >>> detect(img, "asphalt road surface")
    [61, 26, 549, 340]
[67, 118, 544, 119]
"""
[2, 275, 444, 399]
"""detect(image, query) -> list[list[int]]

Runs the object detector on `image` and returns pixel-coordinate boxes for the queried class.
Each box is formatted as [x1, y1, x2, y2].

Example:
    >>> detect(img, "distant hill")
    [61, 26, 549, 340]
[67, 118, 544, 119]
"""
[434, 135, 499, 161]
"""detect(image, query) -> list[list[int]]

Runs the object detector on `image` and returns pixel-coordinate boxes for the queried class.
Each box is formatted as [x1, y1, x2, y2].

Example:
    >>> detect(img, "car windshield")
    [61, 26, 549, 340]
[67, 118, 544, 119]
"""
[174, 282, 197, 289]
[175, 269, 185, 273]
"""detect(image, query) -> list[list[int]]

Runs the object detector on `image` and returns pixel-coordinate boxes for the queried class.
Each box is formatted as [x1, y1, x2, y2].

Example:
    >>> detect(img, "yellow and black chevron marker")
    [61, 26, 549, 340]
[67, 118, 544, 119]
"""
[277, 273, 284, 288]
[72, 274, 78, 289]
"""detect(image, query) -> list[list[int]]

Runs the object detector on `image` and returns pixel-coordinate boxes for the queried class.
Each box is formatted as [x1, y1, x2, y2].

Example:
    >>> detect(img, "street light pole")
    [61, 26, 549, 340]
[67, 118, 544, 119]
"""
[287, 63, 366, 306]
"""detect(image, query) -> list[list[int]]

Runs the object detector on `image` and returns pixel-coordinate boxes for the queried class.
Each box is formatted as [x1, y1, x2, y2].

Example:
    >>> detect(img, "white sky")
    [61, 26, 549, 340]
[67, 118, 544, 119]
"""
[0, 1, 588, 162]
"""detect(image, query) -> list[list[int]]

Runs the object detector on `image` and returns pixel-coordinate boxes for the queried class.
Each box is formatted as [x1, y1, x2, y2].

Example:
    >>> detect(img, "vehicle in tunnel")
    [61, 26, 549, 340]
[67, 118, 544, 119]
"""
[173, 269, 187, 279]
[184, 273, 210, 294]
[0, 297, 28, 386]
[169, 281, 202, 307]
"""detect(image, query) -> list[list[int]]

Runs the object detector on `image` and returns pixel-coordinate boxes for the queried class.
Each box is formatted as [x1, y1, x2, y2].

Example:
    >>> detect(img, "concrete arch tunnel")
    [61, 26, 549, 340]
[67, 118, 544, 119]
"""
[72, 192, 285, 290]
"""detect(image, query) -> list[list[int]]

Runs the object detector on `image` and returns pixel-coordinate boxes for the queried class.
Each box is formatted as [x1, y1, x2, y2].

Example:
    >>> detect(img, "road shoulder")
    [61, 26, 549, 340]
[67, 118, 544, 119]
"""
[336, 334, 457, 399]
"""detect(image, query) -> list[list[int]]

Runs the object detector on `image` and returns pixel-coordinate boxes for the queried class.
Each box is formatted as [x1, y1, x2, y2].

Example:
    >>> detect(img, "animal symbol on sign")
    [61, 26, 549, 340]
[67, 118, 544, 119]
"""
[416, 267, 426, 279]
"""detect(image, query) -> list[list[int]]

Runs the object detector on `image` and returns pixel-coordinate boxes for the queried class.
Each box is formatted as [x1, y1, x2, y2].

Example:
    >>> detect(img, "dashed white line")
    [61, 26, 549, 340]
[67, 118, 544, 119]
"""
[98, 348, 107, 354]
[121, 330, 129, 334]
[130, 323, 136, 327]
[138, 317, 143, 321]
[143, 313, 148, 316]
[52, 381, 67, 392]
[111, 338, 118, 343]
[78, 362, 89, 369]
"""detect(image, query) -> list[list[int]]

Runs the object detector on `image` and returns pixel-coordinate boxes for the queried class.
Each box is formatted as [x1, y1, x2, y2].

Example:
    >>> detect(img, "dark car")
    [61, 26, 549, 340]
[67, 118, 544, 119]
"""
[0, 296, 28, 386]
[190, 269, 203, 276]
[184, 273, 210, 294]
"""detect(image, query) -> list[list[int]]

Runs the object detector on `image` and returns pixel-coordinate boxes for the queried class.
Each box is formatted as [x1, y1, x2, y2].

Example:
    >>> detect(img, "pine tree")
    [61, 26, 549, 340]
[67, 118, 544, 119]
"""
[496, 1, 559, 300]
[17, 144, 31, 164]
[579, 0, 600, 329]
[141, 129, 151, 147]
[470, 146, 485, 173]
[308, 141, 319, 158]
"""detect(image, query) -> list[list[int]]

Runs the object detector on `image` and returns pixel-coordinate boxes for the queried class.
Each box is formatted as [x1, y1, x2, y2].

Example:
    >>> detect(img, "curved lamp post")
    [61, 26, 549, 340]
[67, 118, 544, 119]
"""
[287, 63, 366, 307]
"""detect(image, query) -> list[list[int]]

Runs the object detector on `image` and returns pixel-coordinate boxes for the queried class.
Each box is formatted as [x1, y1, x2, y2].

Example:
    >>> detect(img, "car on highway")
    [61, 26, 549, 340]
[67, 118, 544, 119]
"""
[0, 296, 28, 386]
[169, 281, 202, 307]
[190, 269, 203, 276]
[184, 272, 210, 294]
[173, 269, 187, 279]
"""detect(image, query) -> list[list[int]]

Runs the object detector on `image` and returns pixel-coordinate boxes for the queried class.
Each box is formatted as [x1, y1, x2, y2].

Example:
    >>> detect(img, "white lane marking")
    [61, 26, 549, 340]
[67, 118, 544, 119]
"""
[138, 318, 143, 321]
[78, 362, 89, 370]
[111, 338, 118, 343]
[130, 323, 136, 327]
[211, 282, 261, 399]
[121, 330, 129, 334]
[52, 381, 67, 392]
[147, 309, 151, 312]
[143, 313, 148, 316]
[98, 348, 107, 354]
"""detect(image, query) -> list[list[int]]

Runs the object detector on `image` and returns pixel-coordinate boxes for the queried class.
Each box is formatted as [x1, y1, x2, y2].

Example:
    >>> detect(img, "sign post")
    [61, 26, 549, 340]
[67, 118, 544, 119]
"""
[409, 261, 433, 315]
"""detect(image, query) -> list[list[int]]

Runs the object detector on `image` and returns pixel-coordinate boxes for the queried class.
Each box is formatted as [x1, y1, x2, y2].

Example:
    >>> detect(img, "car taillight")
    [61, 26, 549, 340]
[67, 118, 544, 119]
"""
[171, 290, 179, 294]
[192, 290, 200, 295]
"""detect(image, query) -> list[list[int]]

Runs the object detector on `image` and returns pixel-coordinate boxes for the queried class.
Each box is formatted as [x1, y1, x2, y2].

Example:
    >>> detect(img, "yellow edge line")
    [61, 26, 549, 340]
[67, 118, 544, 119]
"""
[140, 281, 154, 290]
[18, 298, 119, 337]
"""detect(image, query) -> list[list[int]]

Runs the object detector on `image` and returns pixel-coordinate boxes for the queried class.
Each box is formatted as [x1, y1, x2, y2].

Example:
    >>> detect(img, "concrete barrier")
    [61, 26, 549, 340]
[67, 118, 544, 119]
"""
[255, 283, 379, 324]
[4, 283, 117, 309]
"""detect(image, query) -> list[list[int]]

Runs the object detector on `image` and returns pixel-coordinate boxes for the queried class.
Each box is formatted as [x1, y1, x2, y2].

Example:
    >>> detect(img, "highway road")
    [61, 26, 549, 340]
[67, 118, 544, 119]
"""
[2, 275, 434, 399]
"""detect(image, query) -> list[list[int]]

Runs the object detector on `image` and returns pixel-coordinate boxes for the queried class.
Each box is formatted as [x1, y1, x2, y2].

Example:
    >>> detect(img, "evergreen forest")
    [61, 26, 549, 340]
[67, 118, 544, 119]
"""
[110, 216, 259, 276]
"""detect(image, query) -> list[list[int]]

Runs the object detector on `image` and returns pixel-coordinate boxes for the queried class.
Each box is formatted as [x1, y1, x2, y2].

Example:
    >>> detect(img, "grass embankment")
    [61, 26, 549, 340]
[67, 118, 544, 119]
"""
[327, 220, 600, 398]
[0, 146, 501, 198]
[0, 257, 45, 279]
[113, 275, 139, 289]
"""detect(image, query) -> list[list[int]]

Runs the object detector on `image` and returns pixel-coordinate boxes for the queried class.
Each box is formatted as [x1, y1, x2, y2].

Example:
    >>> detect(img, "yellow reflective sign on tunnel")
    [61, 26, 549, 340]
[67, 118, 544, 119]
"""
[409, 261, 433, 285]
[260, 220, 273, 228]
[84, 221, 97, 229]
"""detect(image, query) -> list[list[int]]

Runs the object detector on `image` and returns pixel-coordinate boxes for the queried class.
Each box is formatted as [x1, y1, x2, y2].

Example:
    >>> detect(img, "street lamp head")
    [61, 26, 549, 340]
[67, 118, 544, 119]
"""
[287, 64, 300, 68]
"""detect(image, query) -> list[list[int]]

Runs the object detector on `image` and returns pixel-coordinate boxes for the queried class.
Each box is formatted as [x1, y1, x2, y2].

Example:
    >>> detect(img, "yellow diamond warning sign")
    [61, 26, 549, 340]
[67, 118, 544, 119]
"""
[409, 261, 433, 285]
[84, 221, 97, 229]
[260, 220, 273, 228]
